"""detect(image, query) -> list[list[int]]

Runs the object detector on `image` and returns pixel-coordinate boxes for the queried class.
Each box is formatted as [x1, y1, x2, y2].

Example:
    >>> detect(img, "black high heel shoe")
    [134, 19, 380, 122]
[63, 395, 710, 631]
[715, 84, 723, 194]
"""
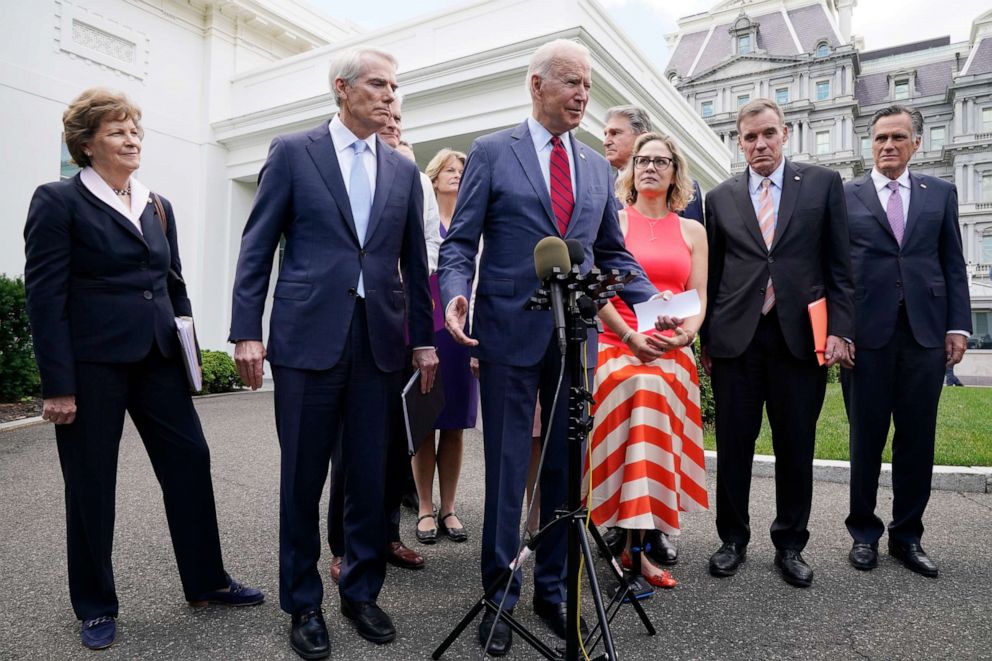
[438, 512, 468, 543]
[415, 513, 437, 545]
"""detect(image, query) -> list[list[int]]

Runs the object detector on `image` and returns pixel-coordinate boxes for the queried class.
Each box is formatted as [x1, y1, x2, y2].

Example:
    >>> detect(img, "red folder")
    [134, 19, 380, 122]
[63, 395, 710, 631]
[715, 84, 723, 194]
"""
[808, 297, 827, 366]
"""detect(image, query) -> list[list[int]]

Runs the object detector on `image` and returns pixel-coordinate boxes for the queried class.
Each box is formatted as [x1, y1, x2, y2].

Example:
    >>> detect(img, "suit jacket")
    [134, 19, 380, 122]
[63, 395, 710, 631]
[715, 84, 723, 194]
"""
[438, 120, 656, 367]
[845, 172, 971, 349]
[229, 121, 432, 373]
[701, 159, 855, 359]
[683, 179, 704, 223]
[24, 175, 190, 398]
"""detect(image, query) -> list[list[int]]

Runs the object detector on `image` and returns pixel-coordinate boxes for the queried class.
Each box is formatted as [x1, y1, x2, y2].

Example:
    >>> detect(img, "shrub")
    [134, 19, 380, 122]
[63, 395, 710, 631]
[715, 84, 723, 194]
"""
[199, 350, 244, 395]
[0, 274, 41, 402]
[693, 340, 715, 427]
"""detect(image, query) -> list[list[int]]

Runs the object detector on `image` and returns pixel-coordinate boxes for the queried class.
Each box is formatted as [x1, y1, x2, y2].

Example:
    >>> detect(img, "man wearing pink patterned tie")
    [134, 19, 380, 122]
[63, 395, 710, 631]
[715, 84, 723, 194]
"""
[842, 105, 971, 578]
[699, 99, 855, 588]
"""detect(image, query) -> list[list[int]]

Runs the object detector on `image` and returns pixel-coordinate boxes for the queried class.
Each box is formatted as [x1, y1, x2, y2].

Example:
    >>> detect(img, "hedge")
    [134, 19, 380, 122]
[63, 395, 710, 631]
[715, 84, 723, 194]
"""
[0, 274, 40, 402]
[199, 349, 245, 395]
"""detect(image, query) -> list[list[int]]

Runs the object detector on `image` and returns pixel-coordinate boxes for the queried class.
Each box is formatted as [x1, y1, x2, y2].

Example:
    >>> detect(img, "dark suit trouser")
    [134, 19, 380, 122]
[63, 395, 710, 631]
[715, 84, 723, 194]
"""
[479, 334, 573, 610]
[842, 306, 945, 546]
[55, 347, 227, 621]
[711, 310, 826, 551]
[272, 300, 402, 612]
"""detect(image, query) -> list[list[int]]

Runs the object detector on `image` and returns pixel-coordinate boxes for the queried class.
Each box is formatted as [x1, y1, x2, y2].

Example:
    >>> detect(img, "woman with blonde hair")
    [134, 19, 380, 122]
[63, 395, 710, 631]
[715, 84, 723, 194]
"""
[585, 132, 709, 591]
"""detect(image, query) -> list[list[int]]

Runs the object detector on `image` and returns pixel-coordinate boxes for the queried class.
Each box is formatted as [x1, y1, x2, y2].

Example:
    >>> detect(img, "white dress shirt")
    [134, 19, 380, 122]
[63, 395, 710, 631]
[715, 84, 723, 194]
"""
[747, 157, 785, 221]
[329, 114, 377, 202]
[420, 171, 441, 273]
[80, 166, 150, 232]
[527, 116, 577, 194]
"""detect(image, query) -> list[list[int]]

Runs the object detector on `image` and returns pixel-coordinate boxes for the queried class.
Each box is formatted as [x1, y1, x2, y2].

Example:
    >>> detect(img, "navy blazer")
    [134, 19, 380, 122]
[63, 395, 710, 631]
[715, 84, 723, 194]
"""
[229, 122, 432, 373]
[845, 172, 971, 349]
[701, 159, 856, 359]
[438, 120, 656, 367]
[24, 175, 190, 398]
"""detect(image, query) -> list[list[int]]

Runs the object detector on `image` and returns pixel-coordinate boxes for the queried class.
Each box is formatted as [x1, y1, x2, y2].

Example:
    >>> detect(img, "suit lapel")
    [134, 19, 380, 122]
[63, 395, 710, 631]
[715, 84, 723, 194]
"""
[770, 159, 799, 252]
[366, 137, 397, 243]
[566, 133, 587, 237]
[510, 121, 555, 229]
[731, 172, 766, 251]
[852, 174, 897, 243]
[73, 175, 146, 245]
[305, 122, 360, 244]
[903, 172, 928, 247]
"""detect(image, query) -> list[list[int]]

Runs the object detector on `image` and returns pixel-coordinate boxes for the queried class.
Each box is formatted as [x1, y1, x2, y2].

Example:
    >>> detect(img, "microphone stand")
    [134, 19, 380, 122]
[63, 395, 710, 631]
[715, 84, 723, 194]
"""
[433, 266, 656, 661]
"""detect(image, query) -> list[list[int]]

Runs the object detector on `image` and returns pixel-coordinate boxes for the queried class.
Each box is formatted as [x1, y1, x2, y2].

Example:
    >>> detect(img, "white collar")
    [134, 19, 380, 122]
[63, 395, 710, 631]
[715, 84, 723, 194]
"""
[748, 158, 785, 195]
[527, 116, 571, 153]
[871, 167, 911, 192]
[80, 166, 150, 228]
[329, 114, 377, 156]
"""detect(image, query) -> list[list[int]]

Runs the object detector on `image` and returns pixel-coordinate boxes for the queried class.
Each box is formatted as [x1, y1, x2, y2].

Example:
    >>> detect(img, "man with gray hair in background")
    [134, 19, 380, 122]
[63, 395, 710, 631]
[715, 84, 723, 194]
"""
[229, 47, 438, 658]
[603, 104, 705, 223]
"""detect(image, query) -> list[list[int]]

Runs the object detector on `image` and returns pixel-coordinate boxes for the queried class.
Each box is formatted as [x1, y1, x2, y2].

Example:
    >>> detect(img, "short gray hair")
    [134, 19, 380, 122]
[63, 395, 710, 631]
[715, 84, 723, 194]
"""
[329, 48, 398, 105]
[736, 98, 785, 131]
[605, 105, 652, 136]
[526, 39, 591, 93]
[870, 105, 924, 139]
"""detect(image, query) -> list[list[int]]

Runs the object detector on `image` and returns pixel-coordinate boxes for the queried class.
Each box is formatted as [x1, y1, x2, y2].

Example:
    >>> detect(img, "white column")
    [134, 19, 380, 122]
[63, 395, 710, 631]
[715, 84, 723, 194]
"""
[954, 100, 963, 135]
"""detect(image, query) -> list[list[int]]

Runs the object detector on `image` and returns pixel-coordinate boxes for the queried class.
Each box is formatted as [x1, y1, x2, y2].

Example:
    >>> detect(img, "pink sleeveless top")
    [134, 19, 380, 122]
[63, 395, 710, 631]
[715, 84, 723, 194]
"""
[601, 207, 692, 347]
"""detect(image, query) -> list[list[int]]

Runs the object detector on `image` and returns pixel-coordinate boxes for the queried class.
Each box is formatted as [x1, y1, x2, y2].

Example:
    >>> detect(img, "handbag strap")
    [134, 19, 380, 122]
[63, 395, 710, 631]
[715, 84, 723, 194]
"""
[151, 192, 167, 235]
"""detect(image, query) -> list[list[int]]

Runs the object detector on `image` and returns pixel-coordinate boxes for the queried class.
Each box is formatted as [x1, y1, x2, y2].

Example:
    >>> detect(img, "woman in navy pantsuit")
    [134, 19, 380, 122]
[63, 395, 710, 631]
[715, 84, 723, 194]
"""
[23, 88, 262, 651]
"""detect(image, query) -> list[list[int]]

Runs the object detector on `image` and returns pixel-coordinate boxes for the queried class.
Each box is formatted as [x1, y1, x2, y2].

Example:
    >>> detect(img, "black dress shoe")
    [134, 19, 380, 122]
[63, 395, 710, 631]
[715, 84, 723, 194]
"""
[602, 527, 626, 559]
[341, 599, 396, 644]
[645, 530, 678, 566]
[775, 549, 813, 588]
[849, 542, 878, 571]
[533, 599, 588, 639]
[888, 541, 938, 578]
[290, 609, 330, 660]
[709, 542, 746, 577]
[478, 610, 512, 656]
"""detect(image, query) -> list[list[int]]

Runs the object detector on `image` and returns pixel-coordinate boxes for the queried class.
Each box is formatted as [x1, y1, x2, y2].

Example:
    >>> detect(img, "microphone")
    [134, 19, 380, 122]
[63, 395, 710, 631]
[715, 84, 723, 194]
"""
[564, 239, 585, 267]
[534, 236, 571, 355]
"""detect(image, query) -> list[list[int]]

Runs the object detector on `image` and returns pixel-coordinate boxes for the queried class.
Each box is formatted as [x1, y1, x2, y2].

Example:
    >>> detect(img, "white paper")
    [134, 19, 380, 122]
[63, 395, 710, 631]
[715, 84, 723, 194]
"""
[633, 289, 701, 332]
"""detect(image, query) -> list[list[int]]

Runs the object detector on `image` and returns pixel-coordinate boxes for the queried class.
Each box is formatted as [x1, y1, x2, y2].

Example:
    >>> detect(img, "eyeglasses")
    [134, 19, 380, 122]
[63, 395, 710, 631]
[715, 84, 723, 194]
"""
[632, 156, 673, 171]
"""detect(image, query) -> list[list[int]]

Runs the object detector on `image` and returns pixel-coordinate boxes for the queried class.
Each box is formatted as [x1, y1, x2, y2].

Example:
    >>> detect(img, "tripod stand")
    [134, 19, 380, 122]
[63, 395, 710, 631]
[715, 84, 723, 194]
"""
[433, 266, 656, 661]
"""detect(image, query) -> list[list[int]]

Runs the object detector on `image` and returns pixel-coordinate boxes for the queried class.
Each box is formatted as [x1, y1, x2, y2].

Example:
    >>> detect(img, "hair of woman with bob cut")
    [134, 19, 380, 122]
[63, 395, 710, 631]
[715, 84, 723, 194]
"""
[614, 131, 695, 212]
[424, 148, 467, 188]
[62, 87, 143, 169]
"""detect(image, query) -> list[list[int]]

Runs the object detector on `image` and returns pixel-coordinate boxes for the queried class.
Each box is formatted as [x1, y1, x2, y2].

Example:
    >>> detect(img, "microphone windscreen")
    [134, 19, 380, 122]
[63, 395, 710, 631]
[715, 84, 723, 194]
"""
[565, 239, 585, 266]
[533, 236, 571, 280]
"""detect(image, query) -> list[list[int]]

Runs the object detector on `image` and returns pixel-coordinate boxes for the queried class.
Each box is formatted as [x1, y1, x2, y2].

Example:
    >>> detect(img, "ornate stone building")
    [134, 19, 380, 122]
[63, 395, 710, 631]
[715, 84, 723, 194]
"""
[665, 0, 992, 380]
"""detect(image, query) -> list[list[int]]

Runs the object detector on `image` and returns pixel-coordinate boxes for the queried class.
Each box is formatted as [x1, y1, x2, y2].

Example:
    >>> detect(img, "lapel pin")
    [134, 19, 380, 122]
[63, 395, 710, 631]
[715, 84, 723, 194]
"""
[580, 152, 586, 160]
[920, 183, 927, 189]
[794, 175, 801, 181]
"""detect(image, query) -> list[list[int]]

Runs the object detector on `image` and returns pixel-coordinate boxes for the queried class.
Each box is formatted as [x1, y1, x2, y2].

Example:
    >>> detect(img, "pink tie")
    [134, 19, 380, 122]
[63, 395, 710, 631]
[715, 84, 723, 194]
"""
[758, 177, 776, 315]
[550, 136, 574, 236]
[886, 180, 905, 246]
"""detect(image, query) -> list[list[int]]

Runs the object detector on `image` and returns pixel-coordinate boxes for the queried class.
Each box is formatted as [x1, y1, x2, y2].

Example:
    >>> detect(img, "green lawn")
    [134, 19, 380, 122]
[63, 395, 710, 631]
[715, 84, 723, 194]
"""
[702, 384, 992, 467]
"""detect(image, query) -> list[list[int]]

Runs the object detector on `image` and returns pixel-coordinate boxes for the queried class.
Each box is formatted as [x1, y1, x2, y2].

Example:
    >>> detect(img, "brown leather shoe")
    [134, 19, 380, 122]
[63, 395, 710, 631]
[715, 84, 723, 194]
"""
[387, 541, 425, 570]
[330, 556, 343, 584]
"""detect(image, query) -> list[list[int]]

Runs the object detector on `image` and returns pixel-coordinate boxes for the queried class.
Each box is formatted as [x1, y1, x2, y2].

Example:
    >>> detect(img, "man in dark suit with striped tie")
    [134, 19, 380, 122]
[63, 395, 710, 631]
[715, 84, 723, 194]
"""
[437, 39, 657, 656]
[842, 105, 971, 577]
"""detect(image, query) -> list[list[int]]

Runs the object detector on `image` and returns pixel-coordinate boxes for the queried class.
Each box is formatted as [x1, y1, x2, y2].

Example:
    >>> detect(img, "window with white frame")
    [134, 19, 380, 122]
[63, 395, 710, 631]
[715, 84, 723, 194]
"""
[816, 131, 831, 155]
[860, 136, 872, 158]
[775, 87, 789, 106]
[737, 94, 751, 108]
[983, 173, 992, 202]
[894, 79, 910, 101]
[984, 107, 992, 131]
[701, 100, 714, 118]
[815, 42, 830, 57]
[738, 34, 752, 55]
[815, 81, 830, 101]
[930, 126, 945, 151]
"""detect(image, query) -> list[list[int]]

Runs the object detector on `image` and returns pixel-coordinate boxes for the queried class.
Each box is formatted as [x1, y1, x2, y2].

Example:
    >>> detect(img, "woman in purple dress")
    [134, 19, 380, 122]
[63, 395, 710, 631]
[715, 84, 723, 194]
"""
[412, 148, 478, 544]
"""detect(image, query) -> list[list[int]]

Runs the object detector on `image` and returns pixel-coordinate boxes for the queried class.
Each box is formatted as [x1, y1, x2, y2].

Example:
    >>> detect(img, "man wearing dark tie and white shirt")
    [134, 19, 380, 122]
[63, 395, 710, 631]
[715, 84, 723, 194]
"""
[842, 105, 971, 578]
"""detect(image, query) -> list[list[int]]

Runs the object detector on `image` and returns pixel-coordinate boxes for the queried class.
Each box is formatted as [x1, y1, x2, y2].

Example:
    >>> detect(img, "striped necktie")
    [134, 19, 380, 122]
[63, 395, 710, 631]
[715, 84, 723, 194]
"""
[758, 177, 776, 315]
[550, 136, 574, 236]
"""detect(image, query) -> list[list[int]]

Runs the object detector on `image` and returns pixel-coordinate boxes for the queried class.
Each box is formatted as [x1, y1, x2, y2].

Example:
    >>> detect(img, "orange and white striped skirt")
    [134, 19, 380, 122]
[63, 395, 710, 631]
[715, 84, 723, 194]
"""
[584, 343, 709, 534]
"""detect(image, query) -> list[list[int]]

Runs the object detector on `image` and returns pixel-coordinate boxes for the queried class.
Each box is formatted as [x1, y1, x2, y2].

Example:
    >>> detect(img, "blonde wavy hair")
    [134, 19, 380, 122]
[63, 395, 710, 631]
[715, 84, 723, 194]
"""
[614, 132, 694, 211]
[425, 148, 466, 190]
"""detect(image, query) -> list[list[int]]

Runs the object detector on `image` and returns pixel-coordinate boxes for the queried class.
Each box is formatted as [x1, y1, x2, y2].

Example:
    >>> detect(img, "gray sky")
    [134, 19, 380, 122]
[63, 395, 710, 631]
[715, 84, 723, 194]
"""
[312, 0, 989, 68]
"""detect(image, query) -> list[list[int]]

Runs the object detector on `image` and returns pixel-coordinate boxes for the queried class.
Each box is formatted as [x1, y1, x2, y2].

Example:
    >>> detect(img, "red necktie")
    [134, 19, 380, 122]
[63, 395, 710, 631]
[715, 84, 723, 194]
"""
[550, 136, 574, 236]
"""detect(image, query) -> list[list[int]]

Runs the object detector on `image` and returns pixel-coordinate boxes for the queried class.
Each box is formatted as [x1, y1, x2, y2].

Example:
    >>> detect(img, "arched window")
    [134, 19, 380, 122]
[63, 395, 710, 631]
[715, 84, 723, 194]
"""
[815, 41, 830, 57]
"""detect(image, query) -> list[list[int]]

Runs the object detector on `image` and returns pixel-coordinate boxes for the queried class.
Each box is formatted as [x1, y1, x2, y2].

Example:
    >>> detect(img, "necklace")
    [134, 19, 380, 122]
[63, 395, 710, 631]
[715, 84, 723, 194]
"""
[112, 186, 131, 196]
[641, 211, 669, 241]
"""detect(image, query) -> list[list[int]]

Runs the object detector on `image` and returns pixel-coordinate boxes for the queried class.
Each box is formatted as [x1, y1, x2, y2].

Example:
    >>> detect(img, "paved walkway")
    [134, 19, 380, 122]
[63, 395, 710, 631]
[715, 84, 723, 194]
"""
[1, 391, 990, 660]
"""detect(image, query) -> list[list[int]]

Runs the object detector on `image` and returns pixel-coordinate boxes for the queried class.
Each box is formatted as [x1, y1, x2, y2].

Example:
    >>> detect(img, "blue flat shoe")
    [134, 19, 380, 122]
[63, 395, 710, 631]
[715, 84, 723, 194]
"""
[81, 616, 116, 650]
[189, 574, 264, 607]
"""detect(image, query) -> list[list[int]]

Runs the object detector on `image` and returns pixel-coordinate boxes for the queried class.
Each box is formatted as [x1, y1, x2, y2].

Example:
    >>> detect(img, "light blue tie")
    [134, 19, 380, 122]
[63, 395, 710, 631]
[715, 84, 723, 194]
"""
[350, 140, 372, 297]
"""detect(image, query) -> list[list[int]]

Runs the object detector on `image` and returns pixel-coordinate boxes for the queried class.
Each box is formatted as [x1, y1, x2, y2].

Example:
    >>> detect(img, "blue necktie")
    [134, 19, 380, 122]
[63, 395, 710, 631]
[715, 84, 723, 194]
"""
[350, 140, 372, 297]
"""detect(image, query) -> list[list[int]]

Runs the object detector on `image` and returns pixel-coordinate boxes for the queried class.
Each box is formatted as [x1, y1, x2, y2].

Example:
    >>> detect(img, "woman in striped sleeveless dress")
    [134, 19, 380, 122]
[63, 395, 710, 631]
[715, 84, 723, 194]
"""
[584, 132, 709, 589]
